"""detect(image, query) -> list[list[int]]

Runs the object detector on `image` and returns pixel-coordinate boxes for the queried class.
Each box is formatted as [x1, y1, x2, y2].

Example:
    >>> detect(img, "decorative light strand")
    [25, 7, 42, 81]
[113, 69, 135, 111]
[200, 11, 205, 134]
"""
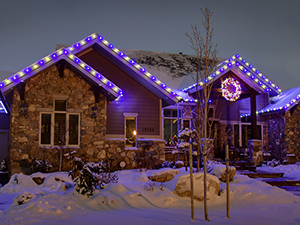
[66, 33, 181, 101]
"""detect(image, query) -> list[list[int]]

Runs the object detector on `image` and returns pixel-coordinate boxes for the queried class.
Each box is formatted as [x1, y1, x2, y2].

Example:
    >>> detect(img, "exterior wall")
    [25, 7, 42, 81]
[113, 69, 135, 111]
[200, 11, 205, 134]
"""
[9, 66, 107, 174]
[79, 49, 161, 138]
[105, 139, 165, 170]
[285, 105, 300, 162]
[0, 113, 10, 163]
[266, 113, 286, 161]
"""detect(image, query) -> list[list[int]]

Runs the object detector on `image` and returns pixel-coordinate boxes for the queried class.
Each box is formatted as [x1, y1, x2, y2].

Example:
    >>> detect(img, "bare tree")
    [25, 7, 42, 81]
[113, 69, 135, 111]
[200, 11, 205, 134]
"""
[186, 7, 218, 221]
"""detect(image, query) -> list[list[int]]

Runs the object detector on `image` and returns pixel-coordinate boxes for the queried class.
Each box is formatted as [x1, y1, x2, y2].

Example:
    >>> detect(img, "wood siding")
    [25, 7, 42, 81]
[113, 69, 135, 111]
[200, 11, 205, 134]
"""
[79, 49, 160, 136]
[214, 93, 269, 123]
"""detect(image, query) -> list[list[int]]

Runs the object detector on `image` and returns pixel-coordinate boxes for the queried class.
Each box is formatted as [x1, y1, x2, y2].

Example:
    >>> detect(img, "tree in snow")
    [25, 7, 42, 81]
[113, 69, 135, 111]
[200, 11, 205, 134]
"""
[185, 7, 218, 221]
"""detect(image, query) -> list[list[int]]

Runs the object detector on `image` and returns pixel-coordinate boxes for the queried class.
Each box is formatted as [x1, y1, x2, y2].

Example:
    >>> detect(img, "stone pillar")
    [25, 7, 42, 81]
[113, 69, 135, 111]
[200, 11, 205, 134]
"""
[247, 139, 263, 165]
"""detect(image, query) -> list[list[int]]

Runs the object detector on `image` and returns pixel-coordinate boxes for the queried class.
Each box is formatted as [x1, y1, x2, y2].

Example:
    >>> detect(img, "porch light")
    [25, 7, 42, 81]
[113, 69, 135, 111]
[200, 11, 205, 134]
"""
[91, 106, 98, 118]
[20, 101, 28, 116]
[133, 130, 137, 136]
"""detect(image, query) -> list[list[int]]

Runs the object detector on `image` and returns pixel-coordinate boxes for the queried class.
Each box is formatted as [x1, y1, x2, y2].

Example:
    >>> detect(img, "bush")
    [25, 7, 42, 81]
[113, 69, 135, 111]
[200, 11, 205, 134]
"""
[31, 157, 52, 173]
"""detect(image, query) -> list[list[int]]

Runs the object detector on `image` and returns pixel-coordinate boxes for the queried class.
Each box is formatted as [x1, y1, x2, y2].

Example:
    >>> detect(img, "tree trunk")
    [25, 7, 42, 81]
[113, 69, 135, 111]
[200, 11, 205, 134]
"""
[226, 144, 230, 218]
[189, 143, 194, 221]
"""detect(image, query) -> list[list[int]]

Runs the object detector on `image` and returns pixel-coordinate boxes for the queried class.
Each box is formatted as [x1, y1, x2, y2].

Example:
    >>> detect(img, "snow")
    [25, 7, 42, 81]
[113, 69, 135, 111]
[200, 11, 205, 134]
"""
[0, 165, 300, 224]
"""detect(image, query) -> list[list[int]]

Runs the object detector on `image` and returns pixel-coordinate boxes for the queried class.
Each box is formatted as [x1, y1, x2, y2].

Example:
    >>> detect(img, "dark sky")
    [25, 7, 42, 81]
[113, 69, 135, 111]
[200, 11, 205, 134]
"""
[1, 0, 300, 89]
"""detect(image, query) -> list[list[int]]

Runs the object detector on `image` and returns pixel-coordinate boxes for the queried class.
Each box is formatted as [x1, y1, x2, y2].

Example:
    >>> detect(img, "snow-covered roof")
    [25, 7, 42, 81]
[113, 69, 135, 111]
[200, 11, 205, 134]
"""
[259, 86, 300, 115]
[181, 54, 283, 98]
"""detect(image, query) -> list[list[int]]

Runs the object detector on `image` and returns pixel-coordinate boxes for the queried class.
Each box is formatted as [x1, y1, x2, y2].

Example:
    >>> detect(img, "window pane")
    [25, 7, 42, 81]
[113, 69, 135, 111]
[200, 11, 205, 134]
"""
[234, 124, 239, 147]
[163, 110, 171, 117]
[69, 115, 79, 145]
[172, 110, 178, 118]
[41, 114, 51, 144]
[55, 100, 67, 111]
[183, 120, 189, 129]
[125, 117, 136, 146]
[172, 119, 178, 138]
[164, 119, 171, 142]
[54, 113, 66, 145]
[242, 125, 251, 147]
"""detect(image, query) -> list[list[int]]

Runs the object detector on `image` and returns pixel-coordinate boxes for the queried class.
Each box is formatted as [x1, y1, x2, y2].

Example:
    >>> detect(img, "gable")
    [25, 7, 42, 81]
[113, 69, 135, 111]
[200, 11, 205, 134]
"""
[62, 33, 181, 106]
[181, 54, 282, 99]
[0, 48, 122, 102]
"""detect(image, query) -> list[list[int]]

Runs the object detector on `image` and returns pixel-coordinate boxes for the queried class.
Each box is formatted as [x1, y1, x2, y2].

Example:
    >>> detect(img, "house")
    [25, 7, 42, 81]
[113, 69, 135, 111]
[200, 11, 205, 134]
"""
[1, 33, 300, 175]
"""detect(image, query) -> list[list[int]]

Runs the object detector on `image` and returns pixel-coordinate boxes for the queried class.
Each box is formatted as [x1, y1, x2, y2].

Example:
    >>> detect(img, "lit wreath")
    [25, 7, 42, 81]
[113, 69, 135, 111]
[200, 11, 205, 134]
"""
[221, 78, 242, 101]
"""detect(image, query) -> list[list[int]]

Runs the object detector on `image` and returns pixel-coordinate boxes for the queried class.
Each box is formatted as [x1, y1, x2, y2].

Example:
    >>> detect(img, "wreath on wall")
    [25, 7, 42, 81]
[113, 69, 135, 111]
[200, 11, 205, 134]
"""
[221, 78, 242, 101]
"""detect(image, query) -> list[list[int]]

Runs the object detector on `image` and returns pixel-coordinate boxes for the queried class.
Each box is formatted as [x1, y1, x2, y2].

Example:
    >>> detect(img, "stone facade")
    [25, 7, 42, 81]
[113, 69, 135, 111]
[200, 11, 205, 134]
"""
[247, 139, 263, 165]
[105, 139, 165, 170]
[9, 66, 107, 174]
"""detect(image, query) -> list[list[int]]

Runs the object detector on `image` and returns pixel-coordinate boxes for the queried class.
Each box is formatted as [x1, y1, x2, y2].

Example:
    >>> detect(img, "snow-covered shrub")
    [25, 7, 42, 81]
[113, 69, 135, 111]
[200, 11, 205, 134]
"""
[14, 192, 36, 205]
[267, 159, 281, 167]
[31, 157, 52, 173]
[144, 181, 164, 191]
[175, 160, 184, 168]
[74, 165, 97, 197]
[162, 160, 173, 168]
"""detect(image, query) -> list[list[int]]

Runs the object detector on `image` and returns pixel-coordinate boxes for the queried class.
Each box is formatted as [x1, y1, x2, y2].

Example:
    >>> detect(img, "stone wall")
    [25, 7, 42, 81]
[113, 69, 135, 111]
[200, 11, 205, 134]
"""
[285, 105, 300, 162]
[9, 66, 107, 174]
[266, 113, 286, 162]
[105, 139, 165, 170]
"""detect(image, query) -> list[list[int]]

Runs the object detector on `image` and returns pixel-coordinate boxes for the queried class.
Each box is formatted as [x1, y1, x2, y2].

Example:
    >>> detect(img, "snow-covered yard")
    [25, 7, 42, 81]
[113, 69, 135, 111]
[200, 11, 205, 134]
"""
[0, 164, 300, 225]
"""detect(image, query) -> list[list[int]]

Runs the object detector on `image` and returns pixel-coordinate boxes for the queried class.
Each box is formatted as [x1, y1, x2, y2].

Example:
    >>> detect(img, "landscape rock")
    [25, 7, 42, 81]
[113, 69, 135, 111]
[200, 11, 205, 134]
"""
[210, 164, 236, 182]
[150, 169, 180, 182]
[167, 172, 220, 201]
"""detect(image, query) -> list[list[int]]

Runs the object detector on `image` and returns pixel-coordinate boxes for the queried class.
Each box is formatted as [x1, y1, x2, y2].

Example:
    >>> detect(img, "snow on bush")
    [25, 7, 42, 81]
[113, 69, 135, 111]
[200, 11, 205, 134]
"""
[161, 160, 173, 168]
[175, 161, 184, 168]
[210, 164, 236, 182]
[14, 192, 37, 205]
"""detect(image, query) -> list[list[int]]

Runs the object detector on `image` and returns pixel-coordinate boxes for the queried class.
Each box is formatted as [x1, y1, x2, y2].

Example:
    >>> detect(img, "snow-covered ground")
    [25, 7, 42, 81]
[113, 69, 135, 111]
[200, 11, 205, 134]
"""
[0, 164, 300, 225]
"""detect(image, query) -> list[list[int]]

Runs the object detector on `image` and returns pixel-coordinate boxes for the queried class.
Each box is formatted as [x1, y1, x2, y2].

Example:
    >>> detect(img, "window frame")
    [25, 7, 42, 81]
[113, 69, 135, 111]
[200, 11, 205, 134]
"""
[39, 99, 80, 147]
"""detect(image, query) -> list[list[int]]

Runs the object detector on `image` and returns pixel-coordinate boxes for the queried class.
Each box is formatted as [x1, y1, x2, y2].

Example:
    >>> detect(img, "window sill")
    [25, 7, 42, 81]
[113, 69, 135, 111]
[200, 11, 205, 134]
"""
[124, 146, 138, 151]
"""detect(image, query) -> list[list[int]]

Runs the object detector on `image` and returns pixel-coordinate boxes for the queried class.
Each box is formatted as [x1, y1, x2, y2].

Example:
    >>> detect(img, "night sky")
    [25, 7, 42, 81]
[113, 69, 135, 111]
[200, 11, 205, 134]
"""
[1, 0, 300, 89]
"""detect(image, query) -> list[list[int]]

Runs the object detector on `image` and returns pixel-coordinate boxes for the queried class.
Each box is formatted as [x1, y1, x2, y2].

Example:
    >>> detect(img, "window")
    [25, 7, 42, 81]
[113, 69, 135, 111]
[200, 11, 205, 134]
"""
[125, 116, 137, 147]
[40, 100, 80, 146]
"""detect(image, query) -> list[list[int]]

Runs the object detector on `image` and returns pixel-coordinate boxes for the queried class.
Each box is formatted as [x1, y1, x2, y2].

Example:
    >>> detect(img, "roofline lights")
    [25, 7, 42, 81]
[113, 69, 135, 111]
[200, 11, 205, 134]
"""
[0, 47, 122, 99]
[66, 33, 180, 101]
[181, 54, 282, 95]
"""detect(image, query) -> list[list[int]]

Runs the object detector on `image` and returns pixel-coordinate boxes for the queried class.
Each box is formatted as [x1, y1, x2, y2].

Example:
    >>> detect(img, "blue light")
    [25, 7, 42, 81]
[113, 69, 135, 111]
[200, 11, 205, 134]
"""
[119, 52, 125, 57]
[204, 79, 208, 83]
[235, 54, 239, 58]
[208, 99, 212, 103]
[151, 76, 156, 81]
[0, 83, 3, 87]
[258, 82, 262, 85]
[140, 68, 146, 72]
[63, 50, 68, 54]
[97, 74, 102, 79]
[220, 68, 224, 72]
[228, 58, 232, 61]
[212, 73, 216, 77]
[262, 76, 266, 79]
[129, 60, 135, 64]
[161, 83, 166, 88]
[268, 81, 272, 84]
[243, 69, 248, 73]
[86, 37, 92, 42]
[85, 66, 91, 71]
[242, 59, 246, 63]
[256, 70, 259, 74]
[108, 44, 114, 48]
[74, 59, 80, 63]
[38, 60, 45, 65]
[250, 75, 255, 79]
[74, 43, 80, 48]
[227, 63, 232, 67]
[24, 68, 31, 73]
[275, 86, 279, 89]
[249, 65, 253, 69]
[51, 53, 57, 58]
[98, 36, 103, 41]
[236, 62, 240, 66]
